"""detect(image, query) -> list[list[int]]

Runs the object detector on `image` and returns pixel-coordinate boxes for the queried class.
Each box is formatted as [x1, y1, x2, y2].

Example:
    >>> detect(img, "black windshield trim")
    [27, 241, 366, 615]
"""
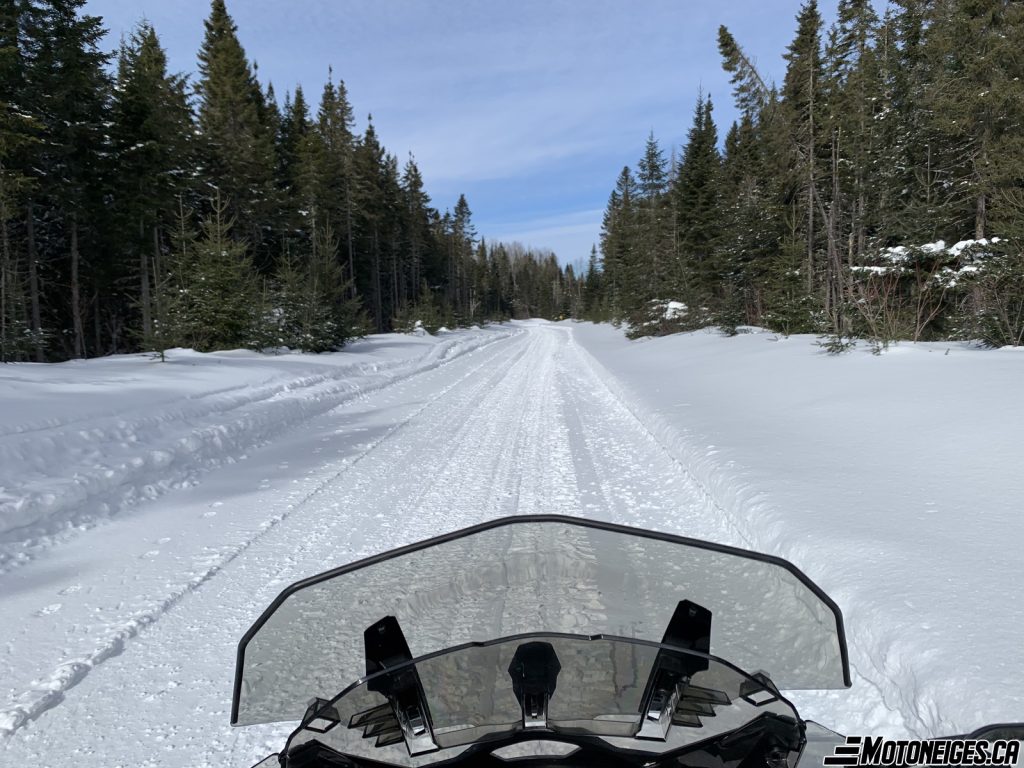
[231, 515, 851, 724]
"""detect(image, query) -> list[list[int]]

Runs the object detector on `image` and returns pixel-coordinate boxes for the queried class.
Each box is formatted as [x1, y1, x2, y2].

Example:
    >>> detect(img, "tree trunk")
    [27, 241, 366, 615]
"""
[1, 194, 8, 362]
[93, 287, 101, 355]
[806, 65, 816, 297]
[975, 193, 986, 240]
[70, 213, 85, 359]
[26, 201, 43, 362]
[345, 179, 356, 299]
[140, 217, 152, 339]
[372, 226, 382, 332]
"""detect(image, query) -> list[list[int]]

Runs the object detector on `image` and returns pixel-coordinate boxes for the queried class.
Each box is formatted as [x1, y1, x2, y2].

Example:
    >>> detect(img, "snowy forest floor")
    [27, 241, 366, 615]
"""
[0, 320, 1021, 766]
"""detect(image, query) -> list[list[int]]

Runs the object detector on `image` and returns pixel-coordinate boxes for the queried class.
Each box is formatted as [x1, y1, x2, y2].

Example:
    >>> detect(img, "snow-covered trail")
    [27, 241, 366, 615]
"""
[2, 323, 755, 767]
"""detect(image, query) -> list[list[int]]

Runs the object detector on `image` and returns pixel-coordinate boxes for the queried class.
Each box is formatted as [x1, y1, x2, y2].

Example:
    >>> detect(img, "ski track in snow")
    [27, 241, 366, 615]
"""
[1, 322, 993, 766]
[0, 329, 514, 576]
[0, 328, 523, 741]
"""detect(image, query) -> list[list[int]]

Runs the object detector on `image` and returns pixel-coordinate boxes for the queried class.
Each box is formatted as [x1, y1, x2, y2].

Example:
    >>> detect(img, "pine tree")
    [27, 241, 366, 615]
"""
[277, 85, 311, 223]
[582, 245, 606, 320]
[717, 25, 774, 117]
[636, 132, 670, 300]
[823, 0, 882, 259]
[400, 155, 434, 297]
[166, 194, 264, 352]
[923, 0, 1024, 241]
[273, 217, 363, 352]
[674, 94, 722, 306]
[316, 73, 357, 292]
[0, 0, 36, 360]
[599, 166, 639, 321]
[880, 0, 949, 242]
[22, 0, 112, 359]
[110, 21, 193, 344]
[781, 0, 826, 305]
[196, 0, 276, 256]
[352, 119, 387, 329]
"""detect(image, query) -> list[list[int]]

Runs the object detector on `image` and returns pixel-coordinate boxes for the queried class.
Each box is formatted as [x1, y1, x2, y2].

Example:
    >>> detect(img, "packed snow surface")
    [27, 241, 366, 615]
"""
[0, 321, 1020, 766]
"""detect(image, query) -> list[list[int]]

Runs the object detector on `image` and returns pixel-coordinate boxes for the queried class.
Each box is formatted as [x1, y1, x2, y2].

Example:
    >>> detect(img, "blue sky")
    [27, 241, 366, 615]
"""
[84, 0, 859, 269]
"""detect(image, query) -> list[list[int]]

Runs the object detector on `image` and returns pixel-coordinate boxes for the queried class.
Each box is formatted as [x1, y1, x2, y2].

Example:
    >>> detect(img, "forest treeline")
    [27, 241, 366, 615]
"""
[582, 0, 1024, 348]
[0, 0, 581, 362]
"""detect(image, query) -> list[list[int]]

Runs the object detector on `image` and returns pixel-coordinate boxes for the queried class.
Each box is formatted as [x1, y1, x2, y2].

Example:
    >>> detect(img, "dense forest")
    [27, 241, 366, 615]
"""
[584, 0, 1024, 349]
[0, 0, 581, 362]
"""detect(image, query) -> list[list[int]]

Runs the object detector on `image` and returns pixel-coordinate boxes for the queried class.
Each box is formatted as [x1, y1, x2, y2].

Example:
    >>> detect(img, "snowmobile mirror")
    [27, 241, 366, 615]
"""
[739, 671, 782, 707]
[301, 697, 342, 734]
[364, 616, 414, 679]
[508, 641, 561, 729]
[662, 599, 712, 658]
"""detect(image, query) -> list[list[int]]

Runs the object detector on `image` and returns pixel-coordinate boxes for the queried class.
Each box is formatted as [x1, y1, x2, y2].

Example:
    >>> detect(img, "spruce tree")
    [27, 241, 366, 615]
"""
[110, 22, 193, 344]
[924, 0, 1024, 241]
[22, 0, 111, 359]
[316, 74, 357, 291]
[352, 119, 387, 329]
[599, 166, 639, 321]
[674, 94, 722, 306]
[0, 0, 36, 360]
[273, 217, 363, 352]
[166, 194, 264, 352]
[781, 0, 826, 303]
[196, 0, 276, 257]
[636, 132, 670, 300]
[400, 155, 433, 295]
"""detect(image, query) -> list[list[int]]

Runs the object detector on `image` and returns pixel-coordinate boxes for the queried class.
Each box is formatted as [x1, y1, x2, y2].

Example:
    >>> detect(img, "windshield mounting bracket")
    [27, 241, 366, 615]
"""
[637, 599, 713, 741]
[362, 616, 439, 756]
[508, 641, 561, 730]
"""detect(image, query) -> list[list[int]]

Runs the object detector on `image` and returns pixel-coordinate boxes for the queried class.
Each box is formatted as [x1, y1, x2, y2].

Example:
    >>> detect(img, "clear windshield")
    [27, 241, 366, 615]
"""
[233, 517, 848, 726]
[284, 635, 800, 767]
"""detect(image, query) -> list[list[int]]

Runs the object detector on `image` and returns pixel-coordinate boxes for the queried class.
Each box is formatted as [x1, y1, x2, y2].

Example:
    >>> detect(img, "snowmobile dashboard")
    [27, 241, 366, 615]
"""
[263, 628, 807, 768]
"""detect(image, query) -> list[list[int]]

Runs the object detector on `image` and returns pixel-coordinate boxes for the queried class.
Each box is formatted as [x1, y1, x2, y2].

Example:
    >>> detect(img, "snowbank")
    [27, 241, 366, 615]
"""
[571, 323, 1024, 738]
[0, 326, 516, 572]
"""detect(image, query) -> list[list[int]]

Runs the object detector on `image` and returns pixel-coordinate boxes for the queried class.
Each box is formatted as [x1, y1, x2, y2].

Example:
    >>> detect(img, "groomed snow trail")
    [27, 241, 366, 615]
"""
[2, 323, 770, 767]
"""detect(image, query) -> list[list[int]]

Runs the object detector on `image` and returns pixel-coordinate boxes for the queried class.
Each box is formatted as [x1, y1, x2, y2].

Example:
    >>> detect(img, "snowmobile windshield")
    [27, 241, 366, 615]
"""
[281, 634, 803, 767]
[233, 516, 849, 726]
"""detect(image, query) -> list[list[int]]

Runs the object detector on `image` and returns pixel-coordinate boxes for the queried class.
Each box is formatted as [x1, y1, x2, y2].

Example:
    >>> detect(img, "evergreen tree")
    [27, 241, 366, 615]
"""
[316, 73, 357, 290]
[674, 94, 722, 305]
[636, 132, 670, 299]
[717, 25, 774, 117]
[196, 0, 276, 257]
[22, 0, 111, 359]
[923, 0, 1024, 241]
[352, 119, 387, 330]
[582, 245, 605, 319]
[165, 194, 264, 352]
[277, 85, 311, 225]
[781, 0, 826, 304]
[110, 22, 193, 344]
[599, 166, 639, 321]
[0, 0, 36, 360]
[272, 217, 363, 352]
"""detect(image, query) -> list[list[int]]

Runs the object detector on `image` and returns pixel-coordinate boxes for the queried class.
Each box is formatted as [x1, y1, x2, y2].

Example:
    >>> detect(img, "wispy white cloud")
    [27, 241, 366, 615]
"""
[484, 209, 605, 266]
[85, 0, 869, 269]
